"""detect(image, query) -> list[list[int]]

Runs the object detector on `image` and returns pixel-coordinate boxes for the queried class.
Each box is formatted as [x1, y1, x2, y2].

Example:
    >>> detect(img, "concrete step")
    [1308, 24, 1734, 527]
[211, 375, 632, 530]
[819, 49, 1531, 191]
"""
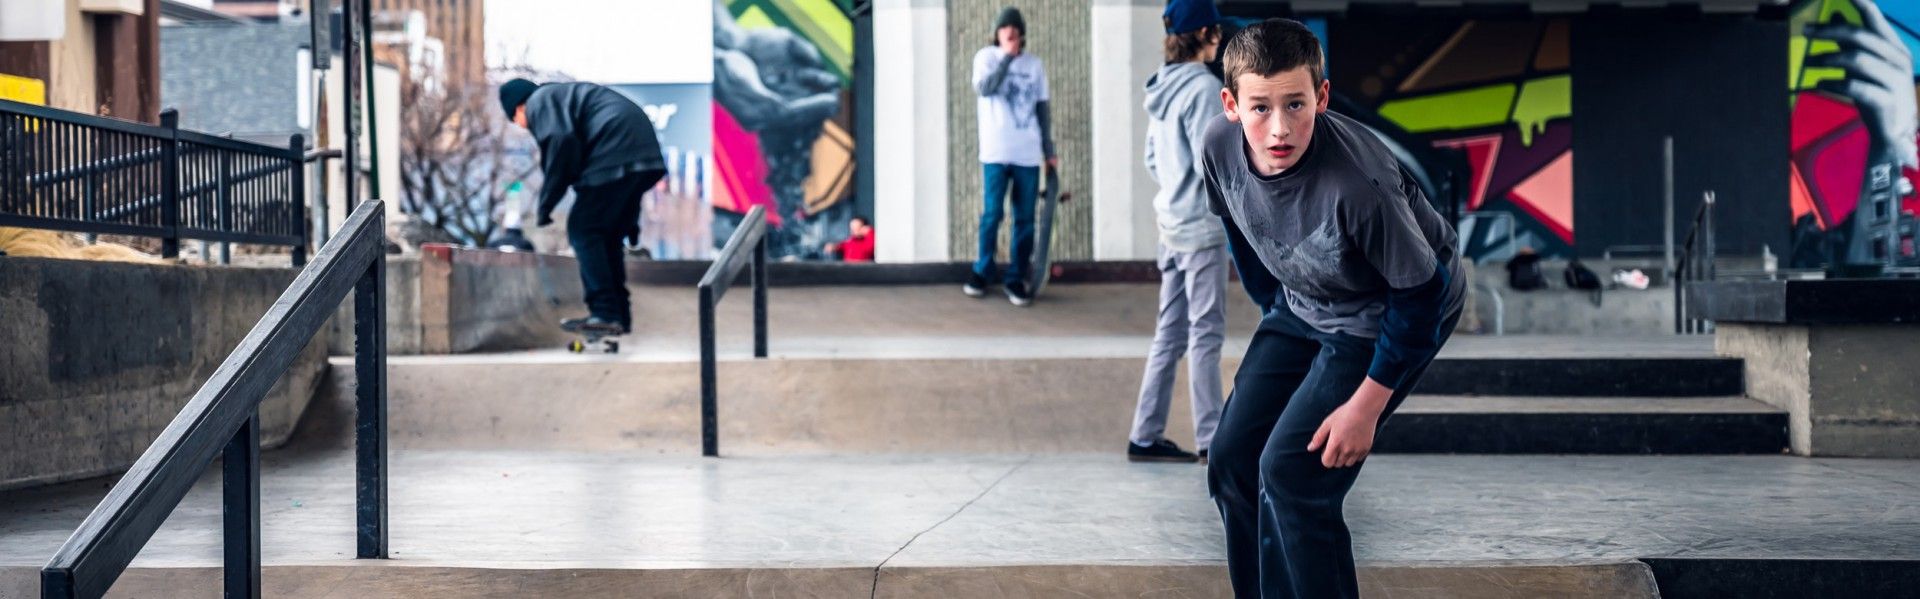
[0, 562, 1660, 598]
[437, 333, 1741, 398]
[1414, 356, 1744, 397]
[314, 357, 1776, 454]
[1382, 397, 1789, 454]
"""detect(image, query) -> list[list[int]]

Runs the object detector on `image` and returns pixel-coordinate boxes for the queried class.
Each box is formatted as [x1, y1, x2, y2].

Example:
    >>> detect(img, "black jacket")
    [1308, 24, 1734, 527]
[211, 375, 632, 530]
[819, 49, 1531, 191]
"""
[525, 82, 666, 224]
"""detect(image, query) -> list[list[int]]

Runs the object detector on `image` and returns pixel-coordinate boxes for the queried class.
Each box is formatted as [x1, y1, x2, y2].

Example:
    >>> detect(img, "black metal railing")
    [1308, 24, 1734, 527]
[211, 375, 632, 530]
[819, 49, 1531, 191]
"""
[0, 99, 307, 265]
[1674, 191, 1717, 334]
[40, 200, 390, 599]
[698, 205, 769, 457]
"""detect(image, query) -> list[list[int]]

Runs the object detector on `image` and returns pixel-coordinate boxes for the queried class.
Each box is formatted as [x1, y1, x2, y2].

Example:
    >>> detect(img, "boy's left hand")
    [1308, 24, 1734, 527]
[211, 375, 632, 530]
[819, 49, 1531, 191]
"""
[1308, 379, 1393, 468]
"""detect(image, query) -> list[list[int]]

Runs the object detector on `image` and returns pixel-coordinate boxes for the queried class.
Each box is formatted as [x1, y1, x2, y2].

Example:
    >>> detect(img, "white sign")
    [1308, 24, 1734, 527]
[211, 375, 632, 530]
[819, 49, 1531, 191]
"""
[486, 0, 714, 84]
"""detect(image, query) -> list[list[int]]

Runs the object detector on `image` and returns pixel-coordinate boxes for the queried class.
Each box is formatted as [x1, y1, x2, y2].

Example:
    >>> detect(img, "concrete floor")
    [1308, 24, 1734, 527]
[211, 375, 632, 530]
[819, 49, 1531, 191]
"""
[3, 452, 1914, 570]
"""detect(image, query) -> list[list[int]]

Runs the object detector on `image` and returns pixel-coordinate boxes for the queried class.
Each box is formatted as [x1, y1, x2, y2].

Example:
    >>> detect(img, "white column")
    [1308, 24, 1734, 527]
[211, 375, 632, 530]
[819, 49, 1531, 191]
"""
[1089, 0, 1164, 261]
[874, 0, 950, 263]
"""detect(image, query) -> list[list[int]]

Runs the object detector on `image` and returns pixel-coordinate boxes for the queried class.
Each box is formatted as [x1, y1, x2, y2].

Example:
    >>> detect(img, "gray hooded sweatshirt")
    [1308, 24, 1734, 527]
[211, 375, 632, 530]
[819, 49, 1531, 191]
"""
[1143, 61, 1227, 253]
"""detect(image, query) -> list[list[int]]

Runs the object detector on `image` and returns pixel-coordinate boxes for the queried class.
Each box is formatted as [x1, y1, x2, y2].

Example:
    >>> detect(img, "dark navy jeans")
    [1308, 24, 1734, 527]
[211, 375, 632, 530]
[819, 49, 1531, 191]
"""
[565, 170, 660, 330]
[973, 163, 1039, 286]
[1207, 305, 1459, 598]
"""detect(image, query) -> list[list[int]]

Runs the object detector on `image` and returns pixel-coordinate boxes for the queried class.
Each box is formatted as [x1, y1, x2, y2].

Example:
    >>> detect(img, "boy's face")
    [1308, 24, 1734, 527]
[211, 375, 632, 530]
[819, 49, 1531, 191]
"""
[997, 25, 1023, 52]
[1221, 66, 1329, 176]
[512, 105, 528, 129]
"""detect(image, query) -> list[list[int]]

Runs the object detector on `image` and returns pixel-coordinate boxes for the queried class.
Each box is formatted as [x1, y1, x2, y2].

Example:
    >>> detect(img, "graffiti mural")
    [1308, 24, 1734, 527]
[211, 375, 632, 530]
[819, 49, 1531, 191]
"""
[712, 0, 859, 260]
[1787, 0, 1920, 269]
[1332, 19, 1573, 261]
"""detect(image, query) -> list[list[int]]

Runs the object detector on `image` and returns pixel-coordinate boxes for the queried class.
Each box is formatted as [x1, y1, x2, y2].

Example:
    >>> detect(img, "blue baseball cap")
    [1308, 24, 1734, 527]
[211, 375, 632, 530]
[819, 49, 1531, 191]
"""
[1163, 0, 1220, 34]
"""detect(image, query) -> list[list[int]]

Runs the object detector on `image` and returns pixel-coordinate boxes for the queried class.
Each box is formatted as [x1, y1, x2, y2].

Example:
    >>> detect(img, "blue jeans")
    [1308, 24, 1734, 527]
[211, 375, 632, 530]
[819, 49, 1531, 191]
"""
[1207, 305, 1460, 599]
[974, 163, 1039, 286]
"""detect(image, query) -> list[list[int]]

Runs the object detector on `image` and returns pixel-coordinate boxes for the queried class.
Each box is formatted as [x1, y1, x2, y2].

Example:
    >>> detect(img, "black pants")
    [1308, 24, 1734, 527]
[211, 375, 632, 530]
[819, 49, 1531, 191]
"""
[1207, 306, 1459, 598]
[566, 170, 661, 330]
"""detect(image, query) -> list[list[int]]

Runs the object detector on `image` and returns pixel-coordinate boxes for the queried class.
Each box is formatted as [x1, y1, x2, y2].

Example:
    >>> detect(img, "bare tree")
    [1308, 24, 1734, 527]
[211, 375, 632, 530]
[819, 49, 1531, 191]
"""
[397, 67, 538, 246]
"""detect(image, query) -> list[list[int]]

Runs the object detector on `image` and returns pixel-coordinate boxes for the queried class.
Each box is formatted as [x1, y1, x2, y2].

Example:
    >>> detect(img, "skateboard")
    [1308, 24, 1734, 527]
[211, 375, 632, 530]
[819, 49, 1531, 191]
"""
[564, 321, 623, 354]
[1029, 162, 1068, 297]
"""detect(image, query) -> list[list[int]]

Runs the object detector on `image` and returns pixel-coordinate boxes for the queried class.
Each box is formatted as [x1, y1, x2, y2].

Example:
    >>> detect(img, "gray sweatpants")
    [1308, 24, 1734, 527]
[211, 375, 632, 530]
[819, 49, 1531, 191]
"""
[1130, 244, 1227, 450]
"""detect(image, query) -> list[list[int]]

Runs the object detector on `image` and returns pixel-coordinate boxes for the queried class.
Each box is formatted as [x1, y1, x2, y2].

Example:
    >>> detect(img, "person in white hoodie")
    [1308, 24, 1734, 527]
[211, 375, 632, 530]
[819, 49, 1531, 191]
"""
[1127, 0, 1228, 463]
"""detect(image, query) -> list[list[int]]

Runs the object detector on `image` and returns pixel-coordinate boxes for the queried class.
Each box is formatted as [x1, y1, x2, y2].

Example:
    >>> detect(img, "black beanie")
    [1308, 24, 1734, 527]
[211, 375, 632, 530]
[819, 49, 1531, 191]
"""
[499, 78, 538, 117]
[994, 6, 1025, 37]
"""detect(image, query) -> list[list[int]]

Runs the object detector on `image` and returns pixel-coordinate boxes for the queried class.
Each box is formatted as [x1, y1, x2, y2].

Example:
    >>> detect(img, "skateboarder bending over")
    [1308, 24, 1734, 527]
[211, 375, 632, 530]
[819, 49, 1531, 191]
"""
[1127, 0, 1228, 464]
[500, 78, 666, 334]
[1200, 20, 1465, 598]
[963, 6, 1057, 306]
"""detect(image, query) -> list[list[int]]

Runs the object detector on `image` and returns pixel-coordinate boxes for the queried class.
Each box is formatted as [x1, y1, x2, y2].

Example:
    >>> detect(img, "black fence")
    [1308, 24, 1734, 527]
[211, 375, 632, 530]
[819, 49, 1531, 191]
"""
[40, 200, 389, 599]
[0, 100, 307, 265]
[698, 205, 769, 457]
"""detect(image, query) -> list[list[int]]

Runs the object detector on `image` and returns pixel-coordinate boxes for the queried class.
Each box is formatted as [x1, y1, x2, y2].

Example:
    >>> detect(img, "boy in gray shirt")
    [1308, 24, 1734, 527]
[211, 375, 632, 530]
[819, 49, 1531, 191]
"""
[1199, 19, 1465, 599]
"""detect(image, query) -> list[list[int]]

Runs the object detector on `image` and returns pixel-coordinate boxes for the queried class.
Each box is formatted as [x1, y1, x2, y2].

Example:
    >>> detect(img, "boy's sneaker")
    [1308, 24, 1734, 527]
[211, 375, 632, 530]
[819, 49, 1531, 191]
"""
[1127, 439, 1198, 463]
[963, 273, 990, 298]
[562, 316, 626, 334]
[1005, 281, 1033, 307]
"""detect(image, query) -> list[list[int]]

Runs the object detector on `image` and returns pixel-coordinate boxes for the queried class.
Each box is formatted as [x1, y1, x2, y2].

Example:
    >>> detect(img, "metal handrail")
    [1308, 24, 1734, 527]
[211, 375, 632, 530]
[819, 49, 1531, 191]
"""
[40, 200, 391, 599]
[697, 205, 769, 457]
[1674, 191, 1717, 334]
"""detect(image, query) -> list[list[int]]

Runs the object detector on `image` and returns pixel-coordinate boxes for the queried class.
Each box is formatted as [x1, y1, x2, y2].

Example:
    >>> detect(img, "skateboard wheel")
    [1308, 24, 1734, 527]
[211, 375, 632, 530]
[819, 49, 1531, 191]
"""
[568, 340, 585, 353]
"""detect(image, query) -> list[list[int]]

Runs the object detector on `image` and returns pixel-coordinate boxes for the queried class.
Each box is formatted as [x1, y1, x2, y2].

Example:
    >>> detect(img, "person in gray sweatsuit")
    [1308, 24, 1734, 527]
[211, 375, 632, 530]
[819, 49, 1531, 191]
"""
[1127, 0, 1227, 463]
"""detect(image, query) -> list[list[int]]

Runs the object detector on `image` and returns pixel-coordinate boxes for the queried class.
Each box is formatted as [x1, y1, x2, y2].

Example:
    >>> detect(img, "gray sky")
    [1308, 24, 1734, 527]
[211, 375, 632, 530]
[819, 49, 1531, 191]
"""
[485, 0, 712, 84]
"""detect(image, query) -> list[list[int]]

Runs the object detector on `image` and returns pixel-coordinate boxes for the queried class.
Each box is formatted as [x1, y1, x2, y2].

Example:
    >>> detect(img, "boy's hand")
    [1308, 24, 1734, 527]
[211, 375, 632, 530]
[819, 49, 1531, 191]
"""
[1308, 378, 1393, 468]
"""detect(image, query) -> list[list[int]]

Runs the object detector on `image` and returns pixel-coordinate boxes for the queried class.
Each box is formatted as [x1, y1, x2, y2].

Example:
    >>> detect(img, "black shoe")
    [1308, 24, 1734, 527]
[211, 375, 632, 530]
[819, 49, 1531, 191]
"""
[1197, 449, 1208, 465]
[963, 273, 990, 298]
[1006, 281, 1033, 307]
[563, 316, 626, 334]
[1127, 439, 1198, 463]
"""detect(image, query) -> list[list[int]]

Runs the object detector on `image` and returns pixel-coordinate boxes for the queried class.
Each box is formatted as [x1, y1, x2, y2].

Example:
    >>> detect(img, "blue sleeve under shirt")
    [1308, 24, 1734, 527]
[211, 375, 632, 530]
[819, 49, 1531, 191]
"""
[1368, 260, 1450, 391]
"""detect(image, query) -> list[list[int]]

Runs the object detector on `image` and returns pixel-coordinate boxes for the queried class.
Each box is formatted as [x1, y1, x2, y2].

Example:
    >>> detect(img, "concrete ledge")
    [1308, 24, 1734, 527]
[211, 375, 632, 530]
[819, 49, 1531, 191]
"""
[314, 354, 1772, 454]
[0, 561, 1659, 599]
[1717, 322, 1920, 457]
[330, 247, 586, 355]
[1643, 558, 1920, 599]
[0, 257, 326, 491]
[1689, 279, 1920, 324]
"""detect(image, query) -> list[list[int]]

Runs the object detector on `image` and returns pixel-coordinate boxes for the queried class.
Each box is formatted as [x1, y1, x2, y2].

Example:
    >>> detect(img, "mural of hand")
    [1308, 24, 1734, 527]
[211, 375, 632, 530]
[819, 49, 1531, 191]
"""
[712, 2, 839, 132]
[1806, 0, 1919, 170]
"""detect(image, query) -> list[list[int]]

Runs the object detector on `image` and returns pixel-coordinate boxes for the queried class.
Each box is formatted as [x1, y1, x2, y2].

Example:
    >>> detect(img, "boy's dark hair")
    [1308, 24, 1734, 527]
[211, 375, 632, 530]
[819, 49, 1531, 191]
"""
[1221, 19, 1324, 97]
[850, 215, 870, 227]
[1163, 23, 1219, 64]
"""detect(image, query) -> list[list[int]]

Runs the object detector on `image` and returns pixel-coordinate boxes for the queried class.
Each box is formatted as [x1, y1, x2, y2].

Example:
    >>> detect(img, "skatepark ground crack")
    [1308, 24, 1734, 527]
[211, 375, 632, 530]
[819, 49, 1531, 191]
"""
[869, 455, 1036, 598]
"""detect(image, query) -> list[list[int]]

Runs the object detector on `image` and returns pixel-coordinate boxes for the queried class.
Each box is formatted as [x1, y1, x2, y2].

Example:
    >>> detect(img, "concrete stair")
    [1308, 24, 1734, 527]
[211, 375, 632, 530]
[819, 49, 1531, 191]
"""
[313, 334, 1785, 455]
